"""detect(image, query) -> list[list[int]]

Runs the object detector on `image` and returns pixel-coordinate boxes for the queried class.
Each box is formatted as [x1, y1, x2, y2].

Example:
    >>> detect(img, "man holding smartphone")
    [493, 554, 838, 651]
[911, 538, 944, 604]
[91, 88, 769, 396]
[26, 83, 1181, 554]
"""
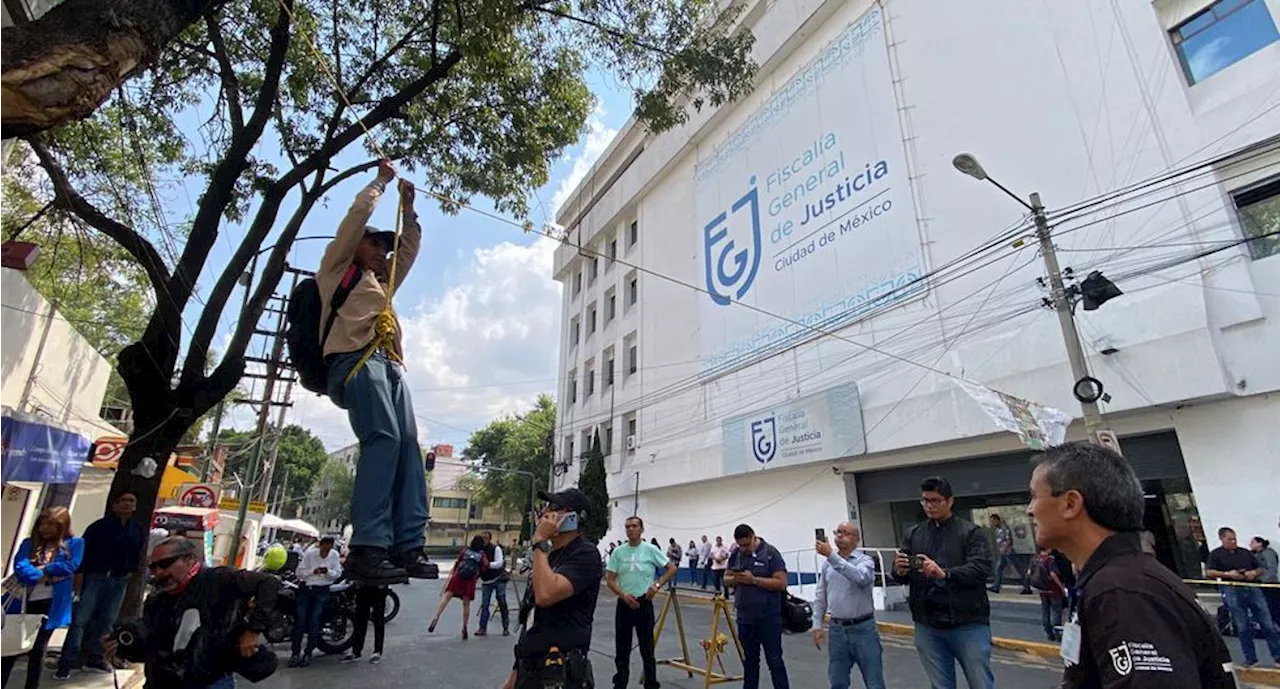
[290, 535, 342, 667]
[892, 476, 994, 689]
[504, 489, 602, 689]
[814, 523, 885, 689]
[606, 516, 678, 689]
[725, 523, 791, 689]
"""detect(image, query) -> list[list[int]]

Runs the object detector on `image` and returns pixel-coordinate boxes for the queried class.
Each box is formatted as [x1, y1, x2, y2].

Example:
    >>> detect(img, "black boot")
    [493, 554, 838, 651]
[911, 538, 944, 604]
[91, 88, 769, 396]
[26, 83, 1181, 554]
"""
[346, 546, 409, 585]
[391, 547, 440, 579]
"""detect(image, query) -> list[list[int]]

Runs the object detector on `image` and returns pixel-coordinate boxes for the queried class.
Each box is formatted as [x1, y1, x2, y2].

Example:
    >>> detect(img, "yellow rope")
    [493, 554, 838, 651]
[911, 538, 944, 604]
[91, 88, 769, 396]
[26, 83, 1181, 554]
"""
[344, 191, 406, 384]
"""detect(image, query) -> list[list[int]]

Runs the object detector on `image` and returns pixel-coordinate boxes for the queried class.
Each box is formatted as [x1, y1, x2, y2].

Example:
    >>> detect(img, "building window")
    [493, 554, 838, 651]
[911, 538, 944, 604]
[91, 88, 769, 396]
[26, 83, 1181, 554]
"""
[568, 369, 577, 404]
[585, 360, 596, 397]
[573, 270, 582, 297]
[569, 316, 580, 347]
[432, 497, 468, 509]
[627, 273, 638, 308]
[604, 423, 614, 455]
[628, 220, 638, 248]
[628, 345, 637, 374]
[587, 302, 597, 334]
[587, 256, 599, 285]
[605, 348, 615, 387]
[608, 239, 618, 266]
[565, 436, 574, 463]
[625, 413, 637, 453]
[605, 288, 617, 322]
[469, 503, 482, 519]
[1171, 0, 1279, 84]
[1235, 177, 1280, 260]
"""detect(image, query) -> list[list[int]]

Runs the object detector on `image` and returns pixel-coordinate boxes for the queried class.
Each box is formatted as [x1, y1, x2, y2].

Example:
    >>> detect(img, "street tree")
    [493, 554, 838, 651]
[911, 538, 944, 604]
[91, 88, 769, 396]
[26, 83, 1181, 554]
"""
[217, 424, 328, 508]
[462, 394, 556, 541]
[313, 457, 354, 527]
[577, 429, 608, 544]
[15, 0, 756, 540]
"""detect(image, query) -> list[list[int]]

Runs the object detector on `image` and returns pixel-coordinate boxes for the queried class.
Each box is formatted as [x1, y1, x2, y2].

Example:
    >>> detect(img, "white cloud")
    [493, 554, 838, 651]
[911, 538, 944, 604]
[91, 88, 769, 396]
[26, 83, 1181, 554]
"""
[287, 237, 563, 453]
[550, 105, 619, 215]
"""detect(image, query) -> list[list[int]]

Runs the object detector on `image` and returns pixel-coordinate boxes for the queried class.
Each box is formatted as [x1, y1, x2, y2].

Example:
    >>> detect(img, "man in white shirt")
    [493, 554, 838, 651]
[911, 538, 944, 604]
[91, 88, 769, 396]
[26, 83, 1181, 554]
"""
[709, 536, 731, 594]
[290, 535, 343, 667]
[477, 530, 510, 636]
[698, 535, 713, 589]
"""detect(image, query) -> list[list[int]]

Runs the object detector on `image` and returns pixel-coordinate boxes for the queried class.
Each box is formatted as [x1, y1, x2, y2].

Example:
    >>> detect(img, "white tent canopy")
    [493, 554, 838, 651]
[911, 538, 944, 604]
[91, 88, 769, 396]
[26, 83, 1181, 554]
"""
[261, 513, 319, 538]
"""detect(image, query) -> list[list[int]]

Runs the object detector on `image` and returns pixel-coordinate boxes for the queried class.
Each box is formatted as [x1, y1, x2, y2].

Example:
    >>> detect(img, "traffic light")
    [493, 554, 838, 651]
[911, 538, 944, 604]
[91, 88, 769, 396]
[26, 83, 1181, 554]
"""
[425, 451, 436, 472]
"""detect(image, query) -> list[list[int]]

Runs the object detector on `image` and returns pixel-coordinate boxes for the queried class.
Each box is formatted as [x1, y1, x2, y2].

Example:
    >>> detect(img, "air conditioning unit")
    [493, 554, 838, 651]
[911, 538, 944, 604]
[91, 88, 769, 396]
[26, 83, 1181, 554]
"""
[625, 435, 637, 451]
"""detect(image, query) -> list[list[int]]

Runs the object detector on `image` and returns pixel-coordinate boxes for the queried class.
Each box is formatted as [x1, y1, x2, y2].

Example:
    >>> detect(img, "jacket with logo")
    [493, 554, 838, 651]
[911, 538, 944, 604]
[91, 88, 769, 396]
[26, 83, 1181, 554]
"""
[892, 516, 993, 629]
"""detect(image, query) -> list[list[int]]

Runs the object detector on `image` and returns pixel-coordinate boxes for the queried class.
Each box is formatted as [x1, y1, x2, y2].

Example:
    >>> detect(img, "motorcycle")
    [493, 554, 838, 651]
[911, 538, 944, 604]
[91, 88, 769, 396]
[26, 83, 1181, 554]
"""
[262, 578, 356, 655]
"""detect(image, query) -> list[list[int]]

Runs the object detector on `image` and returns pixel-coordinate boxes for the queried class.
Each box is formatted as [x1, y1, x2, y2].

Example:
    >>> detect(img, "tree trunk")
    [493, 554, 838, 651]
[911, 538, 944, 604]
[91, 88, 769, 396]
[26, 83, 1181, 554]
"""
[105, 414, 184, 619]
[1, 0, 223, 139]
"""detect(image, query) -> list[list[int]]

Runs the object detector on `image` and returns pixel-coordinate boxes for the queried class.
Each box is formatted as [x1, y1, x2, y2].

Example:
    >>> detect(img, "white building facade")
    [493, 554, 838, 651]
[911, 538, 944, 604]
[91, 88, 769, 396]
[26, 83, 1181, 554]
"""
[551, 0, 1280, 580]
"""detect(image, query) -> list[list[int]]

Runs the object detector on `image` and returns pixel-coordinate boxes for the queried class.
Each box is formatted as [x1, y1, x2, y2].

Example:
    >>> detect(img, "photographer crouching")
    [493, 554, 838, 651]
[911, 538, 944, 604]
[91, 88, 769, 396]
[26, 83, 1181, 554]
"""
[503, 489, 603, 689]
[106, 536, 280, 689]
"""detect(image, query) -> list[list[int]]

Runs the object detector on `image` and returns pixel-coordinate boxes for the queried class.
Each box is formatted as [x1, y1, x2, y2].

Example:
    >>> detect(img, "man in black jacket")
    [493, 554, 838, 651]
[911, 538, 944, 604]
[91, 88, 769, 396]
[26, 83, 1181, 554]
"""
[892, 476, 994, 689]
[107, 537, 280, 689]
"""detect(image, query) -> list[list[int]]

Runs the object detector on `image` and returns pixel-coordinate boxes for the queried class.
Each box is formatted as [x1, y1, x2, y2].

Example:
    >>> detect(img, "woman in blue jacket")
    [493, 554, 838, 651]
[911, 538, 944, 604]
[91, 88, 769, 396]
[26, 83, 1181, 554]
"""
[3, 507, 83, 689]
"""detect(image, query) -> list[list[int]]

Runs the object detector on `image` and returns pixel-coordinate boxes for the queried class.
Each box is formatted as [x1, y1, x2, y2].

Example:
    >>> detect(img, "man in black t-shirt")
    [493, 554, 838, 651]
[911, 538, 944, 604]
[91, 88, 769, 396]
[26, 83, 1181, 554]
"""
[1207, 526, 1280, 668]
[503, 488, 603, 689]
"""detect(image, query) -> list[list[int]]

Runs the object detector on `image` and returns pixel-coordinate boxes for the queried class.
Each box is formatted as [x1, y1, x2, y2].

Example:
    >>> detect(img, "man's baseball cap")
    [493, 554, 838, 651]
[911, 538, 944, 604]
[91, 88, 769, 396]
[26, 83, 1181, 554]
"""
[538, 488, 590, 515]
[364, 226, 396, 252]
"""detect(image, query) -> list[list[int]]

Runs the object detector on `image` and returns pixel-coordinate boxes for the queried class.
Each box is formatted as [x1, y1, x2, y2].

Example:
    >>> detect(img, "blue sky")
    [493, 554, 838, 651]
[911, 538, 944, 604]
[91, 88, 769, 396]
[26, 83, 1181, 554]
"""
[175, 70, 635, 452]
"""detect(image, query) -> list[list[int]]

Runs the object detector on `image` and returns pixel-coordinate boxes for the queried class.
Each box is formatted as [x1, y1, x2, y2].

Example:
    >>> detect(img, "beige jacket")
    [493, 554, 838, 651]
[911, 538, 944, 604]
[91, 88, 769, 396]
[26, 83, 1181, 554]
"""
[316, 183, 421, 359]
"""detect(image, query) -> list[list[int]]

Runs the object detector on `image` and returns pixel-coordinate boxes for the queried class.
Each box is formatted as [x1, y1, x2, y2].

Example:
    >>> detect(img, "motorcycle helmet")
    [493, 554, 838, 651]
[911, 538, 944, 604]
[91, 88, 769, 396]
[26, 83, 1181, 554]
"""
[262, 544, 288, 572]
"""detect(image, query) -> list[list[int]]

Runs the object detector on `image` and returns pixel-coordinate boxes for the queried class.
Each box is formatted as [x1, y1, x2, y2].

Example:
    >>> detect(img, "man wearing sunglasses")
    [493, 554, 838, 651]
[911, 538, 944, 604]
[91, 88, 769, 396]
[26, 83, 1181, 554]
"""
[106, 537, 280, 689]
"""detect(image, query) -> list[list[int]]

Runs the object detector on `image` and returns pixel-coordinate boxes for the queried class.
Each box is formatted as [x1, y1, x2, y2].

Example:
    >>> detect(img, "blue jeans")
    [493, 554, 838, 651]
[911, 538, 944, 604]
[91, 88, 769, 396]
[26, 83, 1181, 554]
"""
[202, 675, 236, 689]
[479, 579, 509, 632]
[58, 573, 129, 672]
[1040, 595, 1064, 640]
[738, 617, 789, 689]
[328, 352, 428, 552]
[291, 587, 330, 656]
[991, 554, 1026, 592]
[827, 618, 886, 689]
[1224, 586, 1280, 664]
[913, 623, 994, 689]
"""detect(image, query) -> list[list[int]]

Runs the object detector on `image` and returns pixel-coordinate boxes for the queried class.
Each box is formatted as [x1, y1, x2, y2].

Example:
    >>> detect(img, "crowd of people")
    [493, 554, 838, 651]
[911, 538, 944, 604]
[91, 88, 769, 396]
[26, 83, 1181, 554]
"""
[5, 440, 1280, 689]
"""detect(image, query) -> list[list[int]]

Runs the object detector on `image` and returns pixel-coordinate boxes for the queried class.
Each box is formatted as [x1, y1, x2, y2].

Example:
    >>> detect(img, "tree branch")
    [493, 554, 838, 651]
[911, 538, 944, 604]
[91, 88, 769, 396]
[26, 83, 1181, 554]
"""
[204, 12, 243, 136]
[317, 160, 379, 197]
[1, 0, 228, 138]
[170, 0, 294, 379]
[26, 137, 170, 297]
[533, 6, 673, 56]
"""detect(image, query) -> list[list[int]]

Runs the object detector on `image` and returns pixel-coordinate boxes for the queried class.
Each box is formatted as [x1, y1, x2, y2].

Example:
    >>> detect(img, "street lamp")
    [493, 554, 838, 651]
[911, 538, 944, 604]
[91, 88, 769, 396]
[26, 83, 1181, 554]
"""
[951, 152, 1119, 451]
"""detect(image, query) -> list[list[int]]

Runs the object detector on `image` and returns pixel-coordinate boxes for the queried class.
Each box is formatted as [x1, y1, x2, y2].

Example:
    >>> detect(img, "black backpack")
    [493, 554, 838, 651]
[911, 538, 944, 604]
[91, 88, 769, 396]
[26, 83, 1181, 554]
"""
[286, 265, 360, 394]
[1027, 554, 1055, 592]
[782, 593, 813, 633]
[456, 549, 483, 580]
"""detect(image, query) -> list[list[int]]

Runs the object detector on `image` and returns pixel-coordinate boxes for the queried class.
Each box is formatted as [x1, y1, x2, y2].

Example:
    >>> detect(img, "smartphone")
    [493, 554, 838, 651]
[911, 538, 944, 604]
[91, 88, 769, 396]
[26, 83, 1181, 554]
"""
[815, 528, 826, 542]
[559, 511, 579, 532]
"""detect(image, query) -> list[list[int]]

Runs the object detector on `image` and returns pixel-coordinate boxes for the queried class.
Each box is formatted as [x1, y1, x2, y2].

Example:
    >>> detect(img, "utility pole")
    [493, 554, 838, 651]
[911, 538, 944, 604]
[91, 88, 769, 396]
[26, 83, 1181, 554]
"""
[257, 269, 302, 502]
[953, 154, 1120, 452]
[1030, 192, 1115, 449]
[226, 294, 290, 567]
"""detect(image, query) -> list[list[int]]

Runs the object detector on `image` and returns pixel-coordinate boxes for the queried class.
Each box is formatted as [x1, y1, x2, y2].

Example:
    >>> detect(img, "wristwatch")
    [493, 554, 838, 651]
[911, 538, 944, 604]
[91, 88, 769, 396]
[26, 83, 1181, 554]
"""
[535, 540, 553, 554]
[370, 179, 387, 193]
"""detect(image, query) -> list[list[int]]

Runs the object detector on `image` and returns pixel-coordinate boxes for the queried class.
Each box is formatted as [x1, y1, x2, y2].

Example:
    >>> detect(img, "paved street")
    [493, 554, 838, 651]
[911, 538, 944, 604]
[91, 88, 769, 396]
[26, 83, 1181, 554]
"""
[256, 580, 1065, 688]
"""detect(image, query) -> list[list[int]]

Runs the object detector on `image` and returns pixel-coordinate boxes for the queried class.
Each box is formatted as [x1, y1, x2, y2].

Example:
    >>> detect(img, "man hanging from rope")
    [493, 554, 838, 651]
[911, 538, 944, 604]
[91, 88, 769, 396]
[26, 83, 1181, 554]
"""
[317, 159, 433, 585]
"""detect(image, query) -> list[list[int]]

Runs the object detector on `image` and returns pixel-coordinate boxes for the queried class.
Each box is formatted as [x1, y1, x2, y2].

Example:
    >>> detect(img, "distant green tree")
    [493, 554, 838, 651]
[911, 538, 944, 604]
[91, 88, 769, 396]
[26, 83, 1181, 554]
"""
[462, 394, 556, 542]
[578, 431, 609, 545]
[314, 458, 354, 527]
[217, 424, 328, 507]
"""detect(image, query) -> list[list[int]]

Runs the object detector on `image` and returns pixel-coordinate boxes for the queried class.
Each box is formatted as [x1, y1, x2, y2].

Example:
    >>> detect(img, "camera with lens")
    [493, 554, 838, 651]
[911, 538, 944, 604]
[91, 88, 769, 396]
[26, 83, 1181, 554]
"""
[109, 619, 150, 660]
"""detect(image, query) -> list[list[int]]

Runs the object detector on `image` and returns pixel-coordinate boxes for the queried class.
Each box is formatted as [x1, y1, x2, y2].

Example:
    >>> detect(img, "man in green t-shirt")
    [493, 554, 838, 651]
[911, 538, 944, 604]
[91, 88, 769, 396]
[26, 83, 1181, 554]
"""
[606, 516, 677, 689]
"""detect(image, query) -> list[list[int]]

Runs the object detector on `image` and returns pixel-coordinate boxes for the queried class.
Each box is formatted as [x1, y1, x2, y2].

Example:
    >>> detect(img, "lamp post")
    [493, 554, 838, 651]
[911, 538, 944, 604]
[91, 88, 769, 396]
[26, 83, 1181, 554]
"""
[952, 153, 1119, 450]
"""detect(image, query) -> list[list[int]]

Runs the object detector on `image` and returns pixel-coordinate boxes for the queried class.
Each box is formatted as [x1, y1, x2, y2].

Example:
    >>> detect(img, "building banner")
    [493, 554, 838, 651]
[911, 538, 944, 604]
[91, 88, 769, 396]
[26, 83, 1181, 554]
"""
[695, 6, 925, 376]
[722, 382, 866, 474]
